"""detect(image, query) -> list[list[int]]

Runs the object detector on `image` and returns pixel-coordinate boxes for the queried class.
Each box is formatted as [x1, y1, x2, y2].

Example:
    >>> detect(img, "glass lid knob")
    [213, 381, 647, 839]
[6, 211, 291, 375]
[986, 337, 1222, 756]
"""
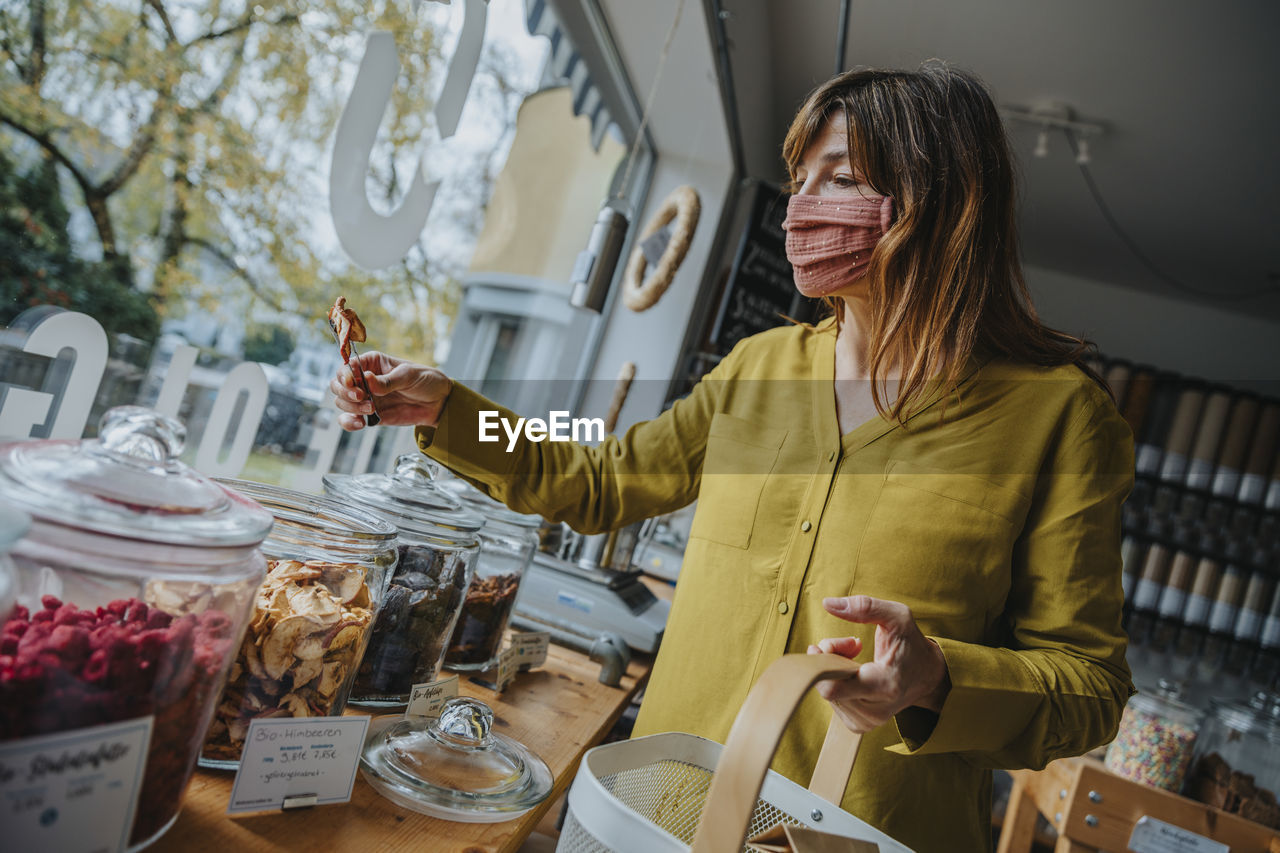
[434, 697, 493, 747]
[97, 406, 186, 465]
[392, 453, 439, 485]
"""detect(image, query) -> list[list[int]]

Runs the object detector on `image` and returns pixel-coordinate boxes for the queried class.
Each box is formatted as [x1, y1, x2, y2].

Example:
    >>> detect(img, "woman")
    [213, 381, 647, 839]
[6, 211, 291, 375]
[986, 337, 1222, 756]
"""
[332, 64, 1134, 851]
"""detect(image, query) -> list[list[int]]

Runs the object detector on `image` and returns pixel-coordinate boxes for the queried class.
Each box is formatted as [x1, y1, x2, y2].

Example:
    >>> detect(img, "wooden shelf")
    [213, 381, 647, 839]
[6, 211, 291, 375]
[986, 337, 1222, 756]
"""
[997, 756, 1280, 853]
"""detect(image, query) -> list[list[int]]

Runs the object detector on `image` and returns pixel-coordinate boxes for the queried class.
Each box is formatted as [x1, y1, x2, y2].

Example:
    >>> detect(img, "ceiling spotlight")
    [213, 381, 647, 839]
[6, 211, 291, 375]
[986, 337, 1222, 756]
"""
[1034, 127, 1050, 159]
[1075, 136, 1092, 166]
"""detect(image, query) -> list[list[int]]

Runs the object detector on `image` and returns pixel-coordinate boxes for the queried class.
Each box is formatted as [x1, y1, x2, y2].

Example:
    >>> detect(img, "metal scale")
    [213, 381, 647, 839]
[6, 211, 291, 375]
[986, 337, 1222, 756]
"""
[514, 520, 670, 653]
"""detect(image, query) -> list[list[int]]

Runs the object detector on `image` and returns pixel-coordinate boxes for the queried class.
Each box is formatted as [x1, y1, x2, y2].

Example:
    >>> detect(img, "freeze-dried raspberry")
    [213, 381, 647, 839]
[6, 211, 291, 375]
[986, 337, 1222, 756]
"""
[52, 604, 82, 627]
[47, 625, 90, 664]
[1, 594, 239, 845]
[124, 600, 149, 624]
[198, 609, 232, 638]
[19, 622, 51, 650]
[82, 647, 109, 683]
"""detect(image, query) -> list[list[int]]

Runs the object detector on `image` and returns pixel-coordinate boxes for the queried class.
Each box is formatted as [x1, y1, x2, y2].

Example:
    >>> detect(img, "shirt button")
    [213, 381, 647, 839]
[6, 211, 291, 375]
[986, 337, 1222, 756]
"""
[801, 520, 812, 532]
[778, 602, 789, 614]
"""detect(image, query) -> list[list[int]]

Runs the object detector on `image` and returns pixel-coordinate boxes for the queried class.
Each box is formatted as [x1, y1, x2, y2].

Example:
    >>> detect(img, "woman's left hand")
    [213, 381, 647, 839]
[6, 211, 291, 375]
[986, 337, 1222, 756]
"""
[808, 595, 951, 733]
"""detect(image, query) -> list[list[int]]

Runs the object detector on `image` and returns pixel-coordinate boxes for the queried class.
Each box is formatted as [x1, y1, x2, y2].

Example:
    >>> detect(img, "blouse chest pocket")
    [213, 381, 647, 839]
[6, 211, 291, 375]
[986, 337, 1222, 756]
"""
[689, 413, 787, 550]
[853, 460, 1031, 629]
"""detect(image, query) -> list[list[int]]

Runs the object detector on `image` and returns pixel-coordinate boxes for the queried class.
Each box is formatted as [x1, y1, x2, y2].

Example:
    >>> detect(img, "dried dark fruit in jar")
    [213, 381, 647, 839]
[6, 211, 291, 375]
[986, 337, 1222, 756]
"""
[352, 544, 469, 699]
[1185, 752, 1280, 829]
[447, 572, 521, 666]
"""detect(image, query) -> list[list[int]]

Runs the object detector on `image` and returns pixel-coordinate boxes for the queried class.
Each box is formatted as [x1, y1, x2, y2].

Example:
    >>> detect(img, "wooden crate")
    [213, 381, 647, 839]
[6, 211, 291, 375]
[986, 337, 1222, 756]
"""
[997, 756, 1280, 853]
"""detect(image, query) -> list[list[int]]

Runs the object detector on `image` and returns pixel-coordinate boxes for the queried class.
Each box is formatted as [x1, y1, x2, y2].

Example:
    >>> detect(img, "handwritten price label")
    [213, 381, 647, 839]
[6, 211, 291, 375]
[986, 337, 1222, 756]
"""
[0, 717, 152, 853]
[405, 675, 459, 718]
[510, 631, 550, 669]
[471, 631, 552, 692]
[496, 632, 551, 690]
[1128, 817, 1228, 853]
[227, 716, 369, 814]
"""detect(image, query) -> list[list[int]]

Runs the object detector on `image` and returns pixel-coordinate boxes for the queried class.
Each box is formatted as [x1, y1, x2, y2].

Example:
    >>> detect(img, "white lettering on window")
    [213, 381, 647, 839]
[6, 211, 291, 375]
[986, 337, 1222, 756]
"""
[329, 0, 488, 270]
[194, 362, 269, 477]
[19, 311, 108, 439]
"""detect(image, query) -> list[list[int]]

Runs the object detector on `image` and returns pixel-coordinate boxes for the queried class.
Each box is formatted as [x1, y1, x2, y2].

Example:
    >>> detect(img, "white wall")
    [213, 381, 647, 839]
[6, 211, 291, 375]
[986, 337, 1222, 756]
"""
[577, 0, 735, 429]
[576, 153, 734, 429]
[1027, 265, 1280, 393]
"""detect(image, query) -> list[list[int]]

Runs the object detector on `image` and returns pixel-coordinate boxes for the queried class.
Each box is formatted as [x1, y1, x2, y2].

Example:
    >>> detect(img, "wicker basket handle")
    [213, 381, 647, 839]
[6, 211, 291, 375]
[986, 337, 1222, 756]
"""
[689, 653, 862, 853]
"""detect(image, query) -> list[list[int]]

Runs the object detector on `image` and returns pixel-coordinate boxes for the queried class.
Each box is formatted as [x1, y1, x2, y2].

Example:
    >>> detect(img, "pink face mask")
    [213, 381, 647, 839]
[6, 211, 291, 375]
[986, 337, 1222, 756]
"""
[782, 193, 894, 297]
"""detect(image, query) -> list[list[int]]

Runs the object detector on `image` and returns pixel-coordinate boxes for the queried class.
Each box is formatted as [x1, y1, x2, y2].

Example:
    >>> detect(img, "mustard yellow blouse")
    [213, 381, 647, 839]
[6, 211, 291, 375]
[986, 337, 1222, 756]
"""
[417, 318, 1134, 852]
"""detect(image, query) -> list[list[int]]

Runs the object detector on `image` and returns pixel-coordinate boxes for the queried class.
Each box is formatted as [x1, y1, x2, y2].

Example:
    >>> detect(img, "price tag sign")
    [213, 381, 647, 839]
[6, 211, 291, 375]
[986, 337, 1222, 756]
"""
[0, 717, 152, 853]
[493, 646, 520, 692]
[405, 675, 459, 718]
[510, 631, 550, 670]
[227, 716, 370, 814]
[1128, 816, 1229, 853]
[471, 632, 552, 692]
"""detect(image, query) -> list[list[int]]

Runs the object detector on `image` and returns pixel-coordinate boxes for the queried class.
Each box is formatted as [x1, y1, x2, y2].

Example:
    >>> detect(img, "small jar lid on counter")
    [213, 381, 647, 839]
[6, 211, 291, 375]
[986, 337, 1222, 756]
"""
[323, 454, 483, 705]
[360, 696, 552, 822]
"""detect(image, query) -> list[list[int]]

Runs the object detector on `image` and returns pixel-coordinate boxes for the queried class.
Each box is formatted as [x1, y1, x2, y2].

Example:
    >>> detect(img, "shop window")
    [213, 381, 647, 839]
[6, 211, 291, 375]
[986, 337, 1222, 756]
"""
[0, 0, 649, 487]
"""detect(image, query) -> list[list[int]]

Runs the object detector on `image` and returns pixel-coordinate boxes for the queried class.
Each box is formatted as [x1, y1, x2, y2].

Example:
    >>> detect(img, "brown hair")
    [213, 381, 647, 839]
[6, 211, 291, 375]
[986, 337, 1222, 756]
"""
[783, 62, 1097, 421]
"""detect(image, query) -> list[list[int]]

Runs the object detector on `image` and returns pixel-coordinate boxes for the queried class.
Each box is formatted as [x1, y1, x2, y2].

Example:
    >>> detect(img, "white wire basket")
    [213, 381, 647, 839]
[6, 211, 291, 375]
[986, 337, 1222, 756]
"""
[555, 654, 915, 853]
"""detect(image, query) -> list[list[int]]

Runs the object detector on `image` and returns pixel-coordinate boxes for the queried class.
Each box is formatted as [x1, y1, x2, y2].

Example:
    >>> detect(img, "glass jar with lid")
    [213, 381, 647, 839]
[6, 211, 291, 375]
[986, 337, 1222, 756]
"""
[200, 480, 398, 768]
[439, 479, 542, 671]
[323, 454, 483, 705]
[0, 406, 274, 849]
[1184, 691, 1280, 828]
[1104, 680, 1206, 792]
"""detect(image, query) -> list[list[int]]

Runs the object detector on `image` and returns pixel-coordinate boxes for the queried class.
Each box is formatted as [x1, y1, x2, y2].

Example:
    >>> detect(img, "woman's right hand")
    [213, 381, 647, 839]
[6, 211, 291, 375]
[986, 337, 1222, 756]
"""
[329, 351, 453, 431]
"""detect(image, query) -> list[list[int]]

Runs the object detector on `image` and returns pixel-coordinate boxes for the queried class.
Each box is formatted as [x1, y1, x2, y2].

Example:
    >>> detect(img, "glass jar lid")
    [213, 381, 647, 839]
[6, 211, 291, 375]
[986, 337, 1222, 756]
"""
[0, 407, 274, 547]
[0, 503, 28, 618]
[439, 479, 543, 530]
[0, 502, 30, 553]
[324, 454, 484, 539]
[1207, 692, 1280, 745]
[217, 479, 398, 552]
[360, 698, 552, 822]
[1130, 679, 1206, 727]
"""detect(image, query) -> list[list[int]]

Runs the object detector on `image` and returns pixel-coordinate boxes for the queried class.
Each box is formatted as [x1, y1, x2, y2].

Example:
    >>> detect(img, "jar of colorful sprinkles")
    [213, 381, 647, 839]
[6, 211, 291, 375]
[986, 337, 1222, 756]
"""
[1105, 681, 1206, 791]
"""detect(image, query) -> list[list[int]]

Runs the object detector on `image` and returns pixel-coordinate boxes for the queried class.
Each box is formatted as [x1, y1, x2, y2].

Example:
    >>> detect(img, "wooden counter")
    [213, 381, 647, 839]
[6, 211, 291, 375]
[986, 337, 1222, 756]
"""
[153, 645, 651, 853]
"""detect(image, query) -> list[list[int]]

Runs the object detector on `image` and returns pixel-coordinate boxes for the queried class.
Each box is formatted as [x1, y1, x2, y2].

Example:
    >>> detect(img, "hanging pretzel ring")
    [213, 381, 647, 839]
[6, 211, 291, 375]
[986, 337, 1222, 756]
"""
[622, 185, 701, 312]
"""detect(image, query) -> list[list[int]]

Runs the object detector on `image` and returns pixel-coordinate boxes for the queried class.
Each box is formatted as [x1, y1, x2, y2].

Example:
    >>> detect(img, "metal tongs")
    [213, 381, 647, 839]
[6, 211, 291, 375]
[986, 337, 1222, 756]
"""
[329, 318, 380, 427]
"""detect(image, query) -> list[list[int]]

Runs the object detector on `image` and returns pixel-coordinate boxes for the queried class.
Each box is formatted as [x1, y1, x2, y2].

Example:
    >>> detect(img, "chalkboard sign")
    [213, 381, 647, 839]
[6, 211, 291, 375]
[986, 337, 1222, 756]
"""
[709, 182, 815, 354]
